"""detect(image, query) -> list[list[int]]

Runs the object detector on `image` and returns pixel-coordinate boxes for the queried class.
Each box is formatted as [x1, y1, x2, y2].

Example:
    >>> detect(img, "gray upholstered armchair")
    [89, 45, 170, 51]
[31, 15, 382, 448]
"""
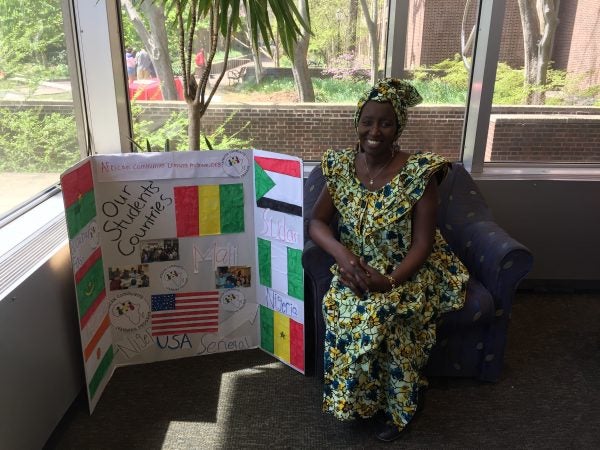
[302, 161, 533, 382]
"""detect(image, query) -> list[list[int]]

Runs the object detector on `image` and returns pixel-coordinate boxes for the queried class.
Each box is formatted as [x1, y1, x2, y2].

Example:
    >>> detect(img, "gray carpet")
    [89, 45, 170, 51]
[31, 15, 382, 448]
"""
[45, 291, 600, 449]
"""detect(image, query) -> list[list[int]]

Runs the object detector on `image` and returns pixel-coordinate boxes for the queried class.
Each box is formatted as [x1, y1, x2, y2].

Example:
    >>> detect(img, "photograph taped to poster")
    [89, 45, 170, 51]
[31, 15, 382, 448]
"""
[60, 150, 303, 413]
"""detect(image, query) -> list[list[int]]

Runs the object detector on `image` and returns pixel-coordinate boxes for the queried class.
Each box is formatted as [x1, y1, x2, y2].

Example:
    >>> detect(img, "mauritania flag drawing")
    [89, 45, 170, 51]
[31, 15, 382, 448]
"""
[254, 156, 302, 216]
[151, 291, 219, 336]
[257, 238, 303, 300]
[173, 184, 244, 237]
[260, 305, 304, 371]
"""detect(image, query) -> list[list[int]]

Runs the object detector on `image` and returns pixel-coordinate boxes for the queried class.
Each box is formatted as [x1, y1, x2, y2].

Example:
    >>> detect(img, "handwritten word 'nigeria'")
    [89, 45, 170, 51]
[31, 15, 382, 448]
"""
[102, 181, 173, 256]
[265, 288, 299, 318]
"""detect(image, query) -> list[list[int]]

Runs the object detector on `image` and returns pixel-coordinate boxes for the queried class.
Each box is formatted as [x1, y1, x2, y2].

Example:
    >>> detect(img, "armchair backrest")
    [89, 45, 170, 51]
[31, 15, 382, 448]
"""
[304, 162, 494, 251]
[436, 163, 494, 256]
[303, 165, 328, 243]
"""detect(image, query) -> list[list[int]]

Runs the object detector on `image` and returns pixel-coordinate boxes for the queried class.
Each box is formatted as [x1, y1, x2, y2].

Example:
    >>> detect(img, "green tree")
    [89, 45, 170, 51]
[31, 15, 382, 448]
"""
[0, 0, 66, 87]
[136, 0, 310, 150]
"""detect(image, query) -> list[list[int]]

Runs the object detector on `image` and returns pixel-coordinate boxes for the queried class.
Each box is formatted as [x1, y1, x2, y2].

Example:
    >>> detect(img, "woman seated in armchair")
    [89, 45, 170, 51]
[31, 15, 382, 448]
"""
[308, 78, 469, 442]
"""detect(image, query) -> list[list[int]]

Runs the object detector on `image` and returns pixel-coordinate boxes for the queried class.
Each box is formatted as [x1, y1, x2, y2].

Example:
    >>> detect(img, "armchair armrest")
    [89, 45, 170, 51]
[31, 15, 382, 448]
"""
[302, 239, 335, 303]
[452, 220, 533, 311]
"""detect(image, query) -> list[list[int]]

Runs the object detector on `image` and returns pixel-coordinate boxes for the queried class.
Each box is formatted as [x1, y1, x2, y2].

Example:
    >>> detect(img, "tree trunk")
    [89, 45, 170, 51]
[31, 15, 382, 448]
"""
[242, 5, 263, 84]
[348, 0, 358, 54]
[188, 103, 201, 150]
[517, 0, 560, 104]
[291, 0, 315, 102]
[360, 0, 379, 85]
[123, 0, 177, 100]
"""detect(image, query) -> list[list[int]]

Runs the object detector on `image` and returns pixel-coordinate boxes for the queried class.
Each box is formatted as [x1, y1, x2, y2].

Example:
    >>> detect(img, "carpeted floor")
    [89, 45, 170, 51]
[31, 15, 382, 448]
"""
[44, 291, 600, 449]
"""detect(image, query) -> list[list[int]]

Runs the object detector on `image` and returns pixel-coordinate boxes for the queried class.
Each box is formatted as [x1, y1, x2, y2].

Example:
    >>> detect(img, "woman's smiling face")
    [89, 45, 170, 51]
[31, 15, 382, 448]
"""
[356, 100, 398, 155]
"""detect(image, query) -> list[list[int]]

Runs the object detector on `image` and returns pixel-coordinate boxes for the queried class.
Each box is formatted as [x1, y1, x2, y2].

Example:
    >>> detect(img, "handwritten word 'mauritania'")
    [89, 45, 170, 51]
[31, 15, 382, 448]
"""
[102, 181, 173, 256]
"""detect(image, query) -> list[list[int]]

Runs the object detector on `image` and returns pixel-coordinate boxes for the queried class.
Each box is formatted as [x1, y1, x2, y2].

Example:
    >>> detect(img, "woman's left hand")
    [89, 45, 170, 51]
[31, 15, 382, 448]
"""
[358, 258, 393, 293]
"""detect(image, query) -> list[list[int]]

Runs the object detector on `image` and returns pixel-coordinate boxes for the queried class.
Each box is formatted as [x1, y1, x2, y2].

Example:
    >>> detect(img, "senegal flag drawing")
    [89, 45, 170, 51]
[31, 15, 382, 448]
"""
[260, 305, 304, 372]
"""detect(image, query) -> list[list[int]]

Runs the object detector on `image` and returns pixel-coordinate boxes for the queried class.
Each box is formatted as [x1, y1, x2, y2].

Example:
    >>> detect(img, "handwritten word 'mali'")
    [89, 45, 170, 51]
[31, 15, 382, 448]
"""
[102, 181, 173, 256]
[193, 242, 238, 272]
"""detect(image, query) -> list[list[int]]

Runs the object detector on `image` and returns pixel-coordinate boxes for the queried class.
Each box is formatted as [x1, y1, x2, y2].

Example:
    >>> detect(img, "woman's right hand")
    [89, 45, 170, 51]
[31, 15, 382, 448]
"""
[334, 247, 370, 295]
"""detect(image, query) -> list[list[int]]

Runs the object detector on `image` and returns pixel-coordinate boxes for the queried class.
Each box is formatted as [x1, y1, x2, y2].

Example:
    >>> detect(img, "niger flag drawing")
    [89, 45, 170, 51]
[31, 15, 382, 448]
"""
[254, 155, 302, 216]
[260, 305, 304, 371]
[174, 183, 244, 237]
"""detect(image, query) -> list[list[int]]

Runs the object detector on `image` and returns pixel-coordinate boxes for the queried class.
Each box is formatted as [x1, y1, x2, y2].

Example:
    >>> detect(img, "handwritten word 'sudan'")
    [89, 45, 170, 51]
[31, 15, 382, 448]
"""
[260, 209, 299, 245]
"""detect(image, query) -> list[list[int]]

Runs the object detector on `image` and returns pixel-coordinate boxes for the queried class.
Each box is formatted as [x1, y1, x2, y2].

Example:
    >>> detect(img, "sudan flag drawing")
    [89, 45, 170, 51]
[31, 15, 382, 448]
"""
[174, 183, 244, 236]
[260, 305, 304, 371]
[254, 156, 302, 217]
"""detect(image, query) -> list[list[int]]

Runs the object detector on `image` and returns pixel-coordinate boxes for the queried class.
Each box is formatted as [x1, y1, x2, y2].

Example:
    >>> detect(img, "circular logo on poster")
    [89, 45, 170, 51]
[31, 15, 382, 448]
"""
[222, 150, 250, 177]
[220, 289, 246, 312]
[160, 265, 188, 291]
[109, 292, 150, 332]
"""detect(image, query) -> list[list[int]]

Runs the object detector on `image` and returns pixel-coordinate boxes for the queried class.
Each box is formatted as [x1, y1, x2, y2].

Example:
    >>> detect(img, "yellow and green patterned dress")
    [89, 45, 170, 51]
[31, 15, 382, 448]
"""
[321, 148, 469, 430]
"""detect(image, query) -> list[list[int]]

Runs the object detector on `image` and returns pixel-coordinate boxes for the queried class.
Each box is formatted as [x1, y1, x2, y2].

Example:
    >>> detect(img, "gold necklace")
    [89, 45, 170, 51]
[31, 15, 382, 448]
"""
[363, 152, 394, 186]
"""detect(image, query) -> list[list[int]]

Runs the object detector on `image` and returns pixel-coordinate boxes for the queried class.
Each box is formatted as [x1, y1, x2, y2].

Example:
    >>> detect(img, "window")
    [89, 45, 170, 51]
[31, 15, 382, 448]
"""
[0, 0, 80, 218]
[117, 1, 398, 160]
[400, 0, 472, 161]
[485, 0, 600, 164]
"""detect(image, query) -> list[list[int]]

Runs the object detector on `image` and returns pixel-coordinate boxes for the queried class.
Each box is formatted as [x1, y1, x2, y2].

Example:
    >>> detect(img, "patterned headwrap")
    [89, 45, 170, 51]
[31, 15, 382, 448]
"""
[354, 78, 423, 136]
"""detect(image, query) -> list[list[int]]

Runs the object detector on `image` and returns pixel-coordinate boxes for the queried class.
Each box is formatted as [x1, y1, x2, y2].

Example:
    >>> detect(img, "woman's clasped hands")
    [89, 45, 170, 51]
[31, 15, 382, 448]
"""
[335, 248, 391, 296]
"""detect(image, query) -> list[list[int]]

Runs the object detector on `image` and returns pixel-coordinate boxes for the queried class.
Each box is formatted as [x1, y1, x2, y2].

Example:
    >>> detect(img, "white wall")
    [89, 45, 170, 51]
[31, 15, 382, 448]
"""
[0, 243, 82, 450]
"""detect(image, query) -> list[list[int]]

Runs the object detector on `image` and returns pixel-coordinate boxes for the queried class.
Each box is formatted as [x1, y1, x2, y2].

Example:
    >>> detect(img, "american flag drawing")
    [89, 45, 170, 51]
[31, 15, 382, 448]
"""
[150, 291, 219, 336]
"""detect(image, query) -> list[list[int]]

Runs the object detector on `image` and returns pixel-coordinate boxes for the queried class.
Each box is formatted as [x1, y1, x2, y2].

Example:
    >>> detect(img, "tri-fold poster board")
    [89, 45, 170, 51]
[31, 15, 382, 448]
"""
[60, 149, 304, 412]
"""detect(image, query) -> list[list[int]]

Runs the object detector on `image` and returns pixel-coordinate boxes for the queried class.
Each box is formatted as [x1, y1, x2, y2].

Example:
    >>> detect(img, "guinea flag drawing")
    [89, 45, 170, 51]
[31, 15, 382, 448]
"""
[173, 183, 244, 236]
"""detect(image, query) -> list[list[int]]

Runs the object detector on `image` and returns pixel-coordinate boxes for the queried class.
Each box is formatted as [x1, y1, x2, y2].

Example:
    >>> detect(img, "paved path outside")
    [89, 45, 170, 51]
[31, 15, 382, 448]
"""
[0, 172, 59, 215]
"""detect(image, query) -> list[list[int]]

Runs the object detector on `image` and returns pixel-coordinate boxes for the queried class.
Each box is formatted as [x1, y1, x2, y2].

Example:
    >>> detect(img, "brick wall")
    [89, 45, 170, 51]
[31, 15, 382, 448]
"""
[487, 114, 600, 162]
[405, 0, 599, 82]
[558, 0, 600, 85]
[2, 100, 599, 163]
[406, 0, 524, 69]
[132, 101, 600, 162]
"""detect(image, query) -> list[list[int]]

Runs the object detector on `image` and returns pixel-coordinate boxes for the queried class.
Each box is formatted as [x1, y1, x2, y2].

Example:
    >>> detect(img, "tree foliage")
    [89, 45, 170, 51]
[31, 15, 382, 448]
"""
[136, 0, 310, 150]
[0, 108, 78, 172]
[0, 0, 67, 86]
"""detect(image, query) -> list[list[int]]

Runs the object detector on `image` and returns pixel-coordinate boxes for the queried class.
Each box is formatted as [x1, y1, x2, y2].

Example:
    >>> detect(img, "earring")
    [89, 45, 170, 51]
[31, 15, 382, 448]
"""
[392, 141, 400, 155]
[356, 139, 364, 153]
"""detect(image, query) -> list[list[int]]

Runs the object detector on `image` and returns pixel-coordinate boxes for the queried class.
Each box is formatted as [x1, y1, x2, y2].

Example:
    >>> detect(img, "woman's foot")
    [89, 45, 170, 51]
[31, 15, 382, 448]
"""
[374, 387, 425, 442]
[375, 420, 406, 442]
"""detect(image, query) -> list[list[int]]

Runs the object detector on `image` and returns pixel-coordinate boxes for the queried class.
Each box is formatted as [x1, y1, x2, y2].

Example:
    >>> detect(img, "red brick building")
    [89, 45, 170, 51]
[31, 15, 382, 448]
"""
[404, 0, 600, 85]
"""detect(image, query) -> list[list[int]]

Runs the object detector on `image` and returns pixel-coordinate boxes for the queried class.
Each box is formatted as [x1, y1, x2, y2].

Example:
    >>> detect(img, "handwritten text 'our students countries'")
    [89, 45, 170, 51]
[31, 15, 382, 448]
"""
[102, 181, 173, 256]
